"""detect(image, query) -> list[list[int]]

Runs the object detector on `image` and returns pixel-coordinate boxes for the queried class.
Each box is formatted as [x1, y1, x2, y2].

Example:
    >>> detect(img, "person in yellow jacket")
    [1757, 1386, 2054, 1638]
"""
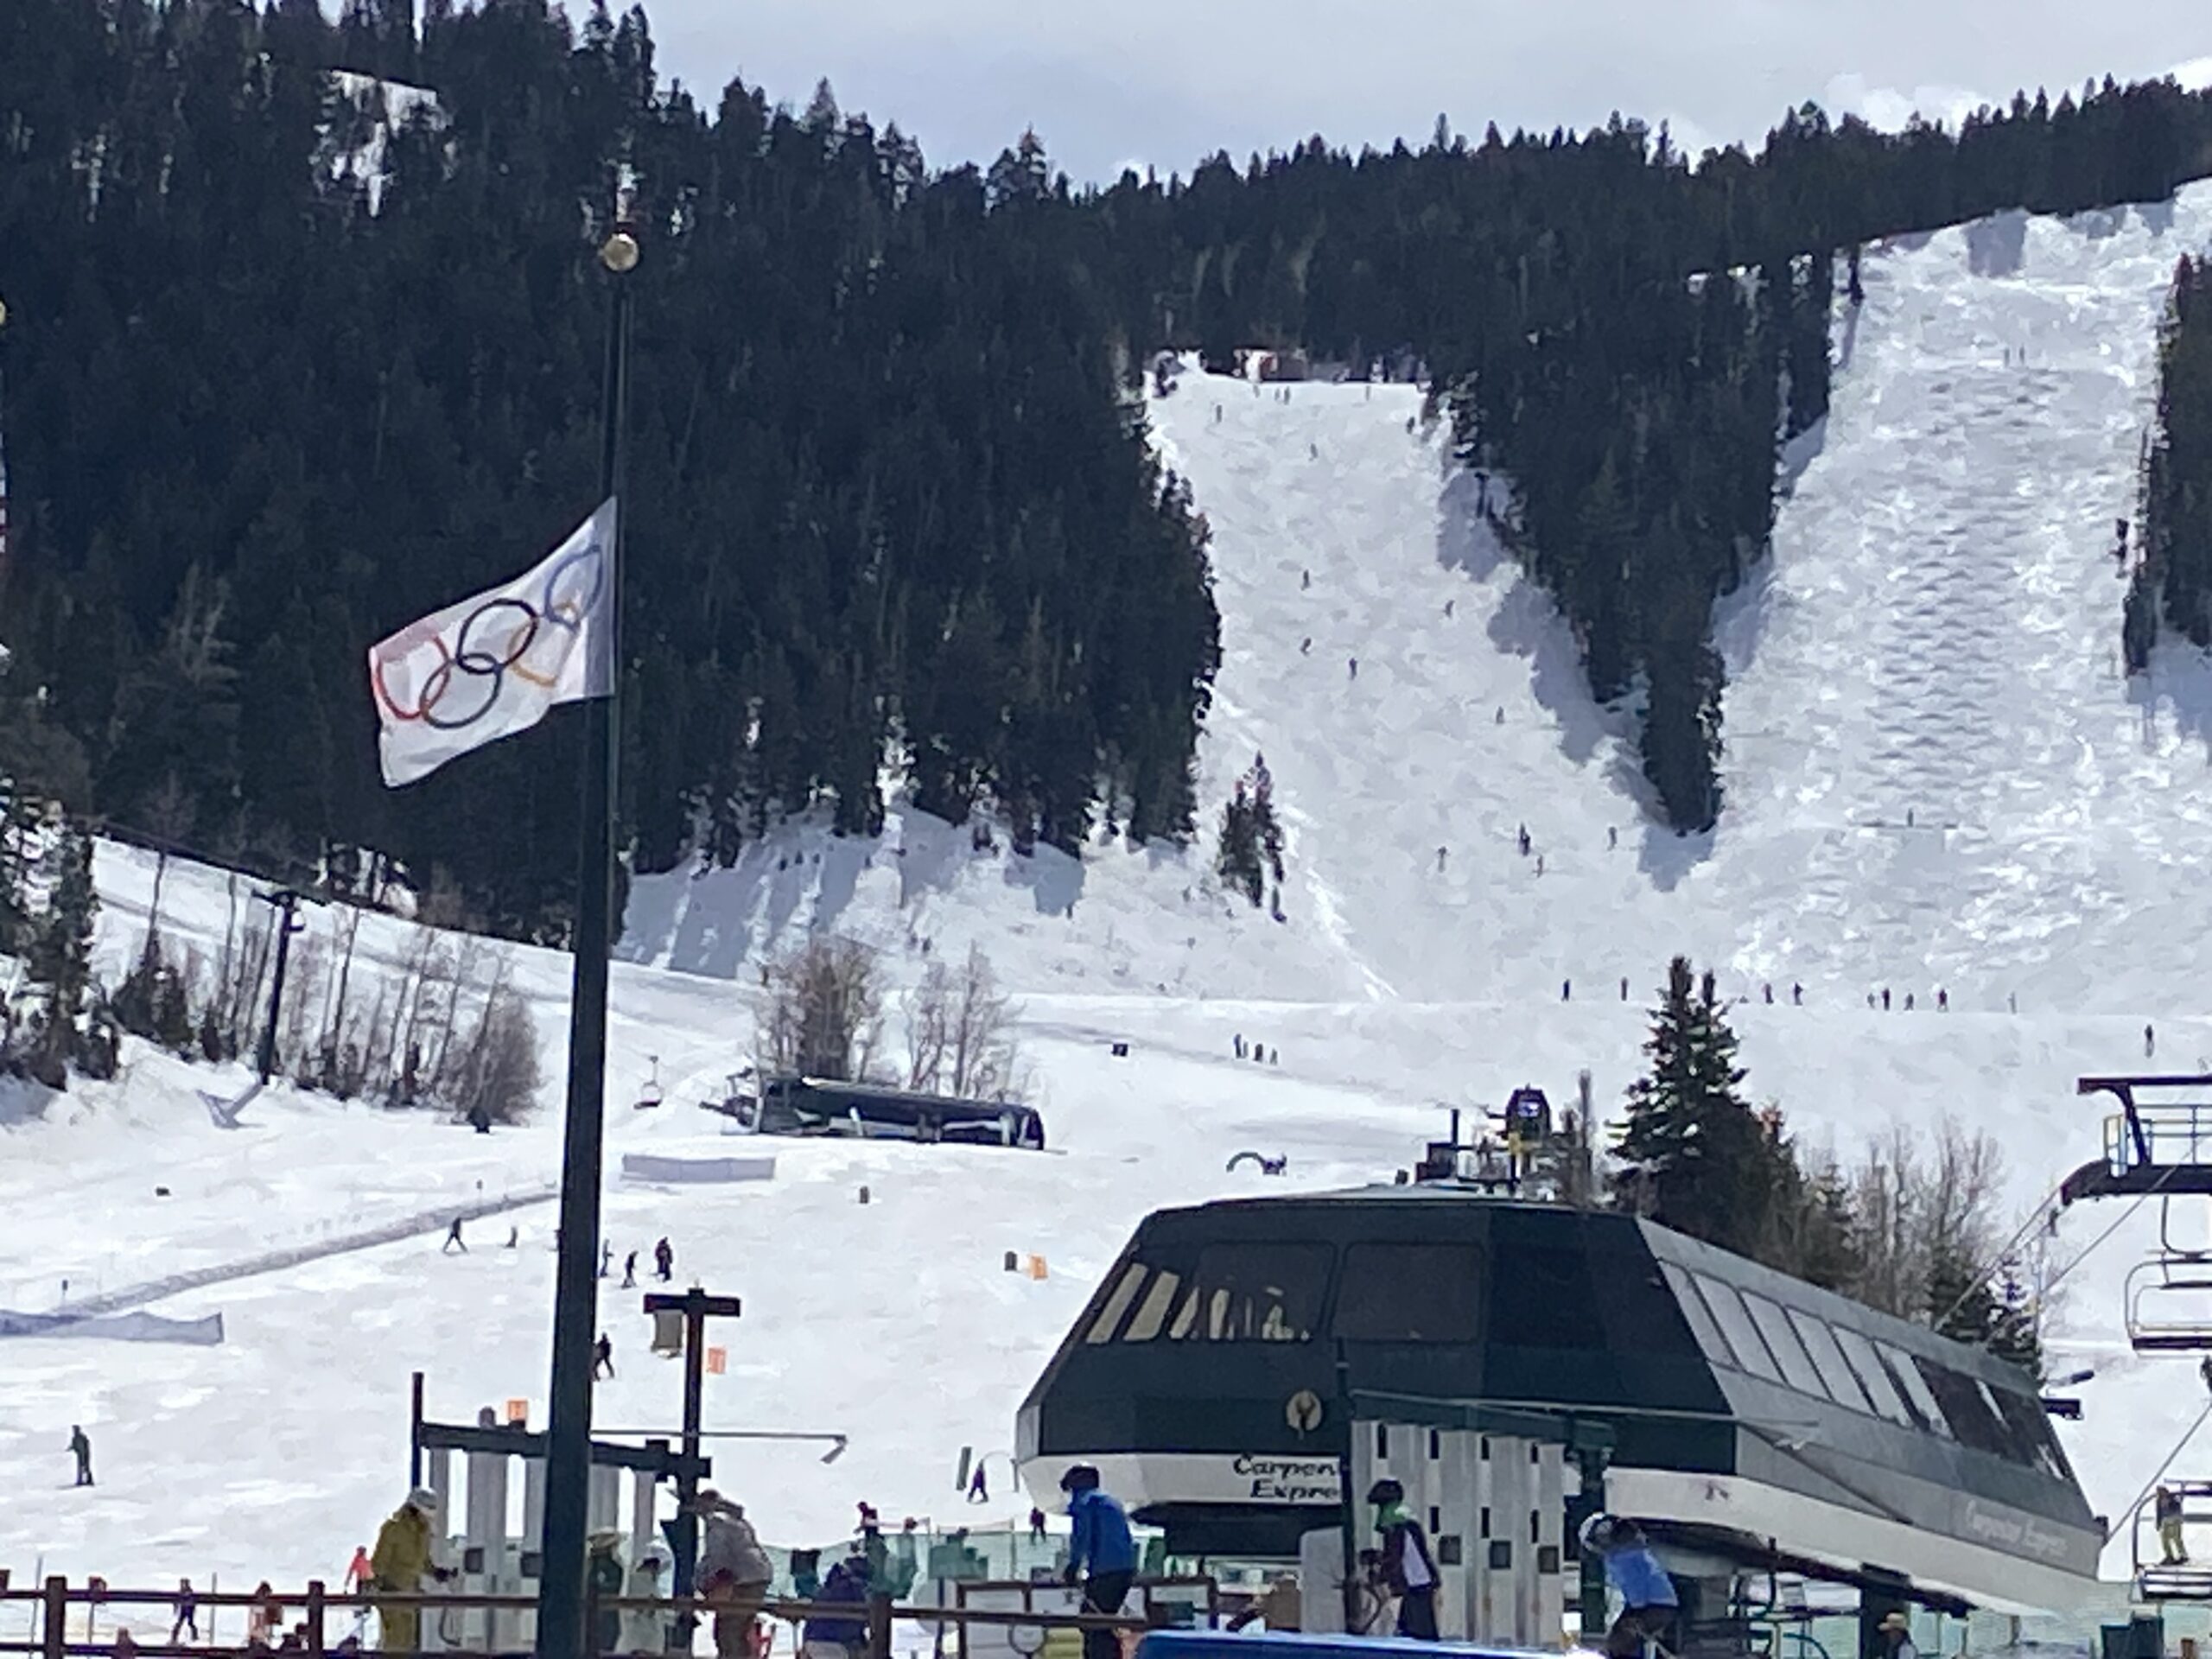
[369, 1488, 452, 1652]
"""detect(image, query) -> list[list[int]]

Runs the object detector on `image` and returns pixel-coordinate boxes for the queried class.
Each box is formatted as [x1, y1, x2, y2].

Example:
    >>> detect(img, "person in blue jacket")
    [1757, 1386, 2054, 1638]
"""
[802, 1548, 872, 1659]
[1580, 1515, 1679, 1658]
[1060, 1465, 1137, 1659]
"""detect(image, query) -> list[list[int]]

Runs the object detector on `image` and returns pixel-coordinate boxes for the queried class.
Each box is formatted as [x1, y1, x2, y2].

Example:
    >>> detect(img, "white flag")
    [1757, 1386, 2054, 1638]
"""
[367, 498, 617, 788]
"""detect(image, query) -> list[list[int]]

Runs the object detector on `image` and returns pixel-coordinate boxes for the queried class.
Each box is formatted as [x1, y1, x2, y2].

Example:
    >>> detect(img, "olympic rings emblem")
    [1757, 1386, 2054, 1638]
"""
[372, 540, 607, 731]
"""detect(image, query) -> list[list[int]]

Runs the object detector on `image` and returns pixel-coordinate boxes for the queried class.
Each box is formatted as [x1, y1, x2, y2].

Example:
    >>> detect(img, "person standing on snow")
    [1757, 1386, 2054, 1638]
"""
[442, 1217, 467, 1255]
[1060, 1465, 1137, 1659]
[654, 1237, 675, 1282]
[370, 1487, 452, 1653]
[620, 1541, 671, 1656]
[171, 1580, 200, 1644]
[1368, 1478, 1438, 1639]
[801, 1548, 872, 1659]
[594, 1333, 614, 1380]
[690, 1491, 774, 1659]
[69, 1424, 93, 1486]
[621, 1251, 638, 1289]
[1580, 1514, 1678, 1659]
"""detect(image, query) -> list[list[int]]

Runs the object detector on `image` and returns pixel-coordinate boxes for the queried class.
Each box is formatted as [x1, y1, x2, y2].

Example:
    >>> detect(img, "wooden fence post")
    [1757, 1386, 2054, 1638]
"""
[41, 1577, 67, 1659]
[866, 1593, 893, 1659]
[305, 1580, 326, 1657]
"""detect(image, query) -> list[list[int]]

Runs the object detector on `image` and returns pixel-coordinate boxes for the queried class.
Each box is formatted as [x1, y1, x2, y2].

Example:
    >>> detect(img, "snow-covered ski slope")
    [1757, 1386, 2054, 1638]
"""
[10, 185, 2212, 1610]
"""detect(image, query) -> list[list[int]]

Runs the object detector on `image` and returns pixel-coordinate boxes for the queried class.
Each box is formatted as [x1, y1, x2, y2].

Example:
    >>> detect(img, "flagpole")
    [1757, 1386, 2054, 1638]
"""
[536, 183, 637, 1659]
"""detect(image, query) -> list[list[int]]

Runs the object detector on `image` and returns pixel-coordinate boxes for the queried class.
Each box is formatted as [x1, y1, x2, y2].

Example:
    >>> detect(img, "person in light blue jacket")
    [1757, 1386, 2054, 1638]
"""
[1061, 1465, 1137, 1659]
[1580, 1514, 1679, 1659]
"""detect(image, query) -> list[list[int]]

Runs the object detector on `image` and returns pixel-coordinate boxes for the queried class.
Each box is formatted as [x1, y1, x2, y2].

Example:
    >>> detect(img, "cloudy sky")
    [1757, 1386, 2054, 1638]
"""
[638, 0, 2206, 185]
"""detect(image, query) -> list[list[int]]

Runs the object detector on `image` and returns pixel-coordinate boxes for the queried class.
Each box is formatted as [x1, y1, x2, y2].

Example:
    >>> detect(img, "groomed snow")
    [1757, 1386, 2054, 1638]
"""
[6, 183, 2212, 1631]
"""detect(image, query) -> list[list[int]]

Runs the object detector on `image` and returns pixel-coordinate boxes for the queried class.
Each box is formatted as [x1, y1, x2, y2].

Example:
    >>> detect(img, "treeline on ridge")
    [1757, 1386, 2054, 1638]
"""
[3, 0, 2211, 936]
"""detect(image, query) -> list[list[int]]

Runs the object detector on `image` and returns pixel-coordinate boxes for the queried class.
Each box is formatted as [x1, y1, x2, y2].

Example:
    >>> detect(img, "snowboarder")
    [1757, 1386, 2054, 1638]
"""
[1369, 1478, 1439, 1641]
[369, 1488, 452, 1654]
[442, 1217, 467, 1255]
[1060, 1466, 1137, 1659]
[691, 1491, 774, 1659]
[594, 1333, 614, 1380]
[654, 1237, 674, 1282]
[69, 1424, 92, 1487]
[621, 1251, 638, 1288]
[171, 1581, 200, 1645]
[2159, 1485, 2189, 1565]
[1580, 1515, 1678, 1659]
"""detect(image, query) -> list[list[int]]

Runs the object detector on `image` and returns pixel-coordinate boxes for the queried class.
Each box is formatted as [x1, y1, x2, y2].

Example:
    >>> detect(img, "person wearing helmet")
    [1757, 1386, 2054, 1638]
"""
[369, 1488, 453, 1653]
[1059, 1465, 1136, 1659]
[621, 1541, 671, 1656]
[1578, 1515, 1678, 1659]
[1367, 1480, 1439, 1640]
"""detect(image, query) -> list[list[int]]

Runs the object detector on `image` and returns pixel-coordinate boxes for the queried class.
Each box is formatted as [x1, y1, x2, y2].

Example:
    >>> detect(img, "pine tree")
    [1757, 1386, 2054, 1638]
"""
[1612, 957, 1777, 1258]
[25, 823, 99, 1086]
[1214, 753, 1284, 909]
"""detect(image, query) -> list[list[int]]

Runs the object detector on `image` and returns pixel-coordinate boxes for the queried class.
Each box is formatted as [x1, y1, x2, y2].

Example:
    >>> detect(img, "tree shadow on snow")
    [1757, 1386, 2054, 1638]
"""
[1966, 210, 2029, 278]
[2129, 645, 2212, 765]
[1434, 467, 1505, 582]
[1484, 577, 1627, 769]
[2139, 197, 2178, 238]
[1001, 837, 1086, 918]
[0, 1075, 59, 1128]
[1637, 821, 1716, 893]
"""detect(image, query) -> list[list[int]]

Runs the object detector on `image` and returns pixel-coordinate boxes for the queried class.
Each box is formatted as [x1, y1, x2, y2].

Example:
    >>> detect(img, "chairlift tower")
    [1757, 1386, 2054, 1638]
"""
[2060, 1074, 2212, 1599]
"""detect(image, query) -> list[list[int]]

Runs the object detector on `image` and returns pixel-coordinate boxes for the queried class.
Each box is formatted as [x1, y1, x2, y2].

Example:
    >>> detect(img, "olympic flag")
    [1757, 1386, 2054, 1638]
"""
[367, 498, 617, 788]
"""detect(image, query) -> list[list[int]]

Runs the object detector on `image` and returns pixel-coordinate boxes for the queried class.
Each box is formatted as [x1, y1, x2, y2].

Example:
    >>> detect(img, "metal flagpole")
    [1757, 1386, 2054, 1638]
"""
[535, 175, 638, 1659]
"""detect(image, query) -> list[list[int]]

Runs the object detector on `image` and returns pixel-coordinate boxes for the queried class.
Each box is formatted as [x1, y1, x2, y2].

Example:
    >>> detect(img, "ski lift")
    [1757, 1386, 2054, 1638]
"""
[634, 1055, 663, 1111]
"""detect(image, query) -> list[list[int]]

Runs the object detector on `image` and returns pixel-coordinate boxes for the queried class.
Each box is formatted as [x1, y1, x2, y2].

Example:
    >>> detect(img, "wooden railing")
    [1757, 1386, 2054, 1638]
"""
[0, 1578, 1193, 1659]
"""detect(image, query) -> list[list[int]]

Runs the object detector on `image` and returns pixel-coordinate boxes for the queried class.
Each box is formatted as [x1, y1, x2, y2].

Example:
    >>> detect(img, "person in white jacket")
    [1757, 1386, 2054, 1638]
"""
[620, 1542, 671, 1656]
[690, 1491, 775, 1659]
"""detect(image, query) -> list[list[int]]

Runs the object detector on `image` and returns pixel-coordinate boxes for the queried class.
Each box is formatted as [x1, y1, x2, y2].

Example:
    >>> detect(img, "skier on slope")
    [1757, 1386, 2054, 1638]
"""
[621, 1251, 638, 1288]
[442, 1217, 467, 1255]
[654, 1237, 675, 1282]
[594, 1333, 614, 1380]
[69, 1424, 93, 1486]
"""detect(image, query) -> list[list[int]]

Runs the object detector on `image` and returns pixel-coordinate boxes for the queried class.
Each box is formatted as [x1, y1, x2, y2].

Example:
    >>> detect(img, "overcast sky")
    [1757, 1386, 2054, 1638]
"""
[637, 1, 2208, 185]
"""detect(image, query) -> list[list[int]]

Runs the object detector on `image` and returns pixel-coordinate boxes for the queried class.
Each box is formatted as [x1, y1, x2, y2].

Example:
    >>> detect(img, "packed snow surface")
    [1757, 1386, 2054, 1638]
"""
[7, 184, 2212, 1620]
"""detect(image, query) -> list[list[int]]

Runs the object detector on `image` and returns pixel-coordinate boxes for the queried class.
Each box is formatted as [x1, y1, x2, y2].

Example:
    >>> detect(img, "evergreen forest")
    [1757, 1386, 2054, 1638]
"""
[4, 0, 2212, 937]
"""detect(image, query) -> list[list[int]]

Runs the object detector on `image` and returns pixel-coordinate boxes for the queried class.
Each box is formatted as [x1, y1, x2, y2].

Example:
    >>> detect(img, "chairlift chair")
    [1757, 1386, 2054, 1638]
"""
[2124, 1253, 2212, 1351]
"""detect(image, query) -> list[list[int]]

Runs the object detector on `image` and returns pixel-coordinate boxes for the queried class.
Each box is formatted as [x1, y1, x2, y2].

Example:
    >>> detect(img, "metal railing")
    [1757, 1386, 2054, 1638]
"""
[0, 1576, 1197, 1659]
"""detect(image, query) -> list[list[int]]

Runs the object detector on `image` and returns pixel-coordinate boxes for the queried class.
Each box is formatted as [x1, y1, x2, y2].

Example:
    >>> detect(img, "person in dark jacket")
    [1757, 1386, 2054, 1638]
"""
[69, 1425, 93, 1486]
[1580, 1514, 1678, 1658]
[1368, 1479, 1438, 1640]
[1060, 1465, 1137, 1659]
[801, 1549, 871, 1659]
